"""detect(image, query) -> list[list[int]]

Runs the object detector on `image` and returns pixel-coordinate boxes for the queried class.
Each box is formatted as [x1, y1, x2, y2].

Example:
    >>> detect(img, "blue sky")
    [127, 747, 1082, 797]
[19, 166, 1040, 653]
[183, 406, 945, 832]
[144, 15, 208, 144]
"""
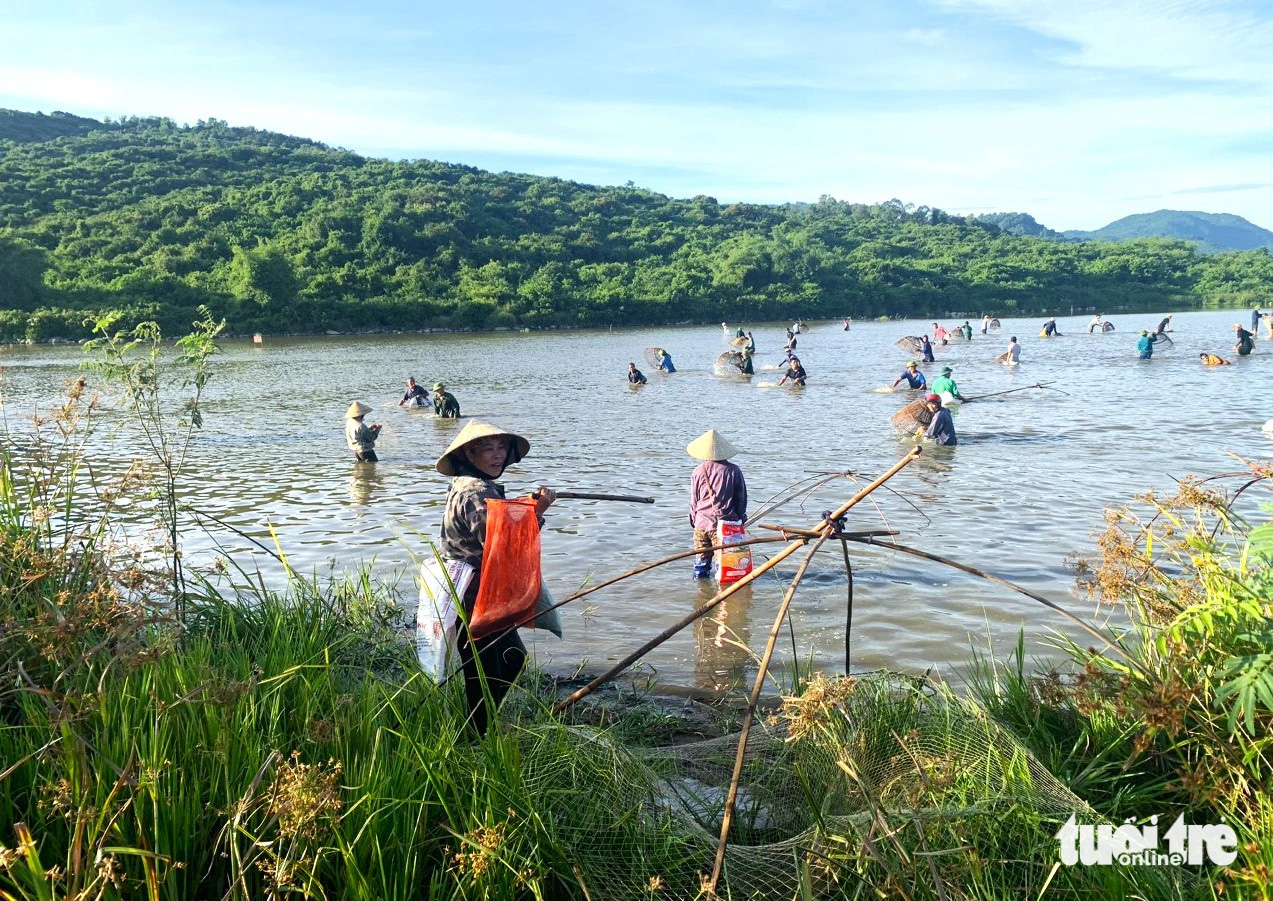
[2, 0, 1271, 230]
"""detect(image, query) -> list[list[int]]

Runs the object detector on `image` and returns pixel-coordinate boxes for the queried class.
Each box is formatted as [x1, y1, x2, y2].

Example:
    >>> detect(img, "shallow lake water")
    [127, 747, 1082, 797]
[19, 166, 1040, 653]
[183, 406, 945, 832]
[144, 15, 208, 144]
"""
[3, 309, 1269, 693]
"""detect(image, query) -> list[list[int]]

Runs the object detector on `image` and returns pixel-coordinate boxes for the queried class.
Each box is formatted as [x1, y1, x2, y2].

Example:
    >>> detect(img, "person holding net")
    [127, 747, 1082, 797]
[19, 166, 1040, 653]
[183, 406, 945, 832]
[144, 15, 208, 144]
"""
[890, 361, 927, 390]
[435, 420, 557, 733]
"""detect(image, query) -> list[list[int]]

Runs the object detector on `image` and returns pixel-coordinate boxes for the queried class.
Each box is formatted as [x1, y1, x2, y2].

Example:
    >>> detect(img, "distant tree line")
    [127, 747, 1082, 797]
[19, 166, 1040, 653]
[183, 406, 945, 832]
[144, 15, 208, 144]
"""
[1, 111, 1271, 342]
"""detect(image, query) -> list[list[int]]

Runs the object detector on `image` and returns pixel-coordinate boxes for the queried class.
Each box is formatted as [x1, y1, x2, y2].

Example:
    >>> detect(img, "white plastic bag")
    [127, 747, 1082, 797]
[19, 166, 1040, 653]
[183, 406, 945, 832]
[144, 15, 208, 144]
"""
[415, 557, 474, 682]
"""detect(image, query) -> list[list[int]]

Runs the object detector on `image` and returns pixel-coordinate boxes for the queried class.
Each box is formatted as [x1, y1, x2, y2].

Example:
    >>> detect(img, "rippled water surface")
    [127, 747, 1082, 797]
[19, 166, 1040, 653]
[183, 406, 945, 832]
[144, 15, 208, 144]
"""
[4, 310, 1269, 691]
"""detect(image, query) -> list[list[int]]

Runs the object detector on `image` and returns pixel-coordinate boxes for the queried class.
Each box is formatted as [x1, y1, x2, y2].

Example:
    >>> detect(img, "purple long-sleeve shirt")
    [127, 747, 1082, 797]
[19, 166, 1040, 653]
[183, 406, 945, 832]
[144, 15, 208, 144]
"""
[689, 460, 747, 531]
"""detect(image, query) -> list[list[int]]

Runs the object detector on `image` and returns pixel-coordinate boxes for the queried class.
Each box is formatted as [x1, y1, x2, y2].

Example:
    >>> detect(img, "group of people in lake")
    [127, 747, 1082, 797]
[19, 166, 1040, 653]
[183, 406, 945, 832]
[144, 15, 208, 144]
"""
[343, 377, 462, 462]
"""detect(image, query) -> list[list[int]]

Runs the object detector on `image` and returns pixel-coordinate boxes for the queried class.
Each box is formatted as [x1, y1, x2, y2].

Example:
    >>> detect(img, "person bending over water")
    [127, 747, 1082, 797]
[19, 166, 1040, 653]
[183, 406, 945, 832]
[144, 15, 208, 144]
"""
[921, 394, 957, 446]
[891, 361, 927, 390]
[399, 377, 428, 406]
[627, 362, 648, 384]
[1199, 353, 1230, 366]
[1233, 324, 1255, 356]
[778, 356, 807, 386]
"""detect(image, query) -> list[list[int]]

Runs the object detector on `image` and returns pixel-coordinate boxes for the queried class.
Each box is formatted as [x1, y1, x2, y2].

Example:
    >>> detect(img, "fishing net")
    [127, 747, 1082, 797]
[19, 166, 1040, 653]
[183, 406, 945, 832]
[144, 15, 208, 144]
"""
[714, 351, 744, 374]
[890, 397, 934, 432]
[471, 498, 541, 637]
[1152, 333, 1174, 349]
[894, 336, 923, 353]
[517, 674, 1171, 899]
[644, 347, 665, 368]
[989, 318, 1002, 329]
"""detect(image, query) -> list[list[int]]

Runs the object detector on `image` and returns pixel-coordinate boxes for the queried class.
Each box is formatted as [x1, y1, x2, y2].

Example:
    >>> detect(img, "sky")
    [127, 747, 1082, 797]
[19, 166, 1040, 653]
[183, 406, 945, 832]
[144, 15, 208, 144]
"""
[2, 0, 1272, 231]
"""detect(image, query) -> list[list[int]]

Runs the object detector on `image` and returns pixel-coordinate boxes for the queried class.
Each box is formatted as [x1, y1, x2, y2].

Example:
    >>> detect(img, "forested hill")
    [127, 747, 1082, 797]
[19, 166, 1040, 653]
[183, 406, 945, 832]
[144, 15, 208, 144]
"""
[2, 108, 1271, 341]
[1063, 210, 1273, 254]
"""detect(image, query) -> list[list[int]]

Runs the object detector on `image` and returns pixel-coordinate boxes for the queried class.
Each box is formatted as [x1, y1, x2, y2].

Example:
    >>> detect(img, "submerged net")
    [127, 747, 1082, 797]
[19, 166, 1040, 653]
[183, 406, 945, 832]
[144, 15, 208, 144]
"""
[890, 397, 934, 432]
[517, 674, 1176, 899]
[714, 350, 744, 374]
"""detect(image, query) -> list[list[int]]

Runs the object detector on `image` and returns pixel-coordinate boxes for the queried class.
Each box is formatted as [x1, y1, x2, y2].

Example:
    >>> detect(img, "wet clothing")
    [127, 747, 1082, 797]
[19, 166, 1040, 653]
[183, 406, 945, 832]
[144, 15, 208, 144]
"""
[1156, 317, 1171, 335]
[961, 324, 973, 340]
[1007, 343, 1021, 363]
[920, 338, 935, 362]
[1042, 321, 1060, 337]
[345, 418, 379, 460]
[658, 353, 676, 373]
[896, 369, 927, 389]
[1138, 335, 1154, 359]
[1254, 310, 1262, 330]
[735, 327, 747, 338]
[628, 367, 648, 384]
[1235, 327, 1255, 356]
[924, 407, 957, 445]
[737, 354, 754, 375]
[931, 376, 961, 400]
[402, 383, 428, 405]
[981, 316, 990, 334]
[782, 363, 807, 385]
[434, 391, 461, 418]
[1201, 354, 1229, 366]
[933, 325, 948, 345]
[440, 466, 544, 733]
[690, 461, 747, 532]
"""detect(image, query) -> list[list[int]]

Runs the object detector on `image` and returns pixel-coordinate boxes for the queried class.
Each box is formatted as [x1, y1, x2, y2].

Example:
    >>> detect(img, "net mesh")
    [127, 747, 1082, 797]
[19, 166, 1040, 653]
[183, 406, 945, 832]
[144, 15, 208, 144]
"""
[895, 337, 923, 353]
[518, 674, 1169, 899]
[714, 350, 744, 373]
[645, 347, 665, 368]
[890, 398, 933, 432]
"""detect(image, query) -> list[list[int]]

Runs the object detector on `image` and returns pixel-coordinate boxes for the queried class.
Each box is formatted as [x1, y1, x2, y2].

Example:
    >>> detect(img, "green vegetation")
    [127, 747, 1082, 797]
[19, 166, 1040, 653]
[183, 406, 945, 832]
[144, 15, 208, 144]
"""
[2, 108, 1272, 342]
[1, 318, 1271, 899]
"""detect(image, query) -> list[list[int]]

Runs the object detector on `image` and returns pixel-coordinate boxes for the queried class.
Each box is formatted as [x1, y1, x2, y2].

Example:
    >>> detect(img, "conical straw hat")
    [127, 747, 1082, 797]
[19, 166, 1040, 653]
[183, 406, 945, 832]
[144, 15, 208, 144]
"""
[346, 401, 372, 418]
[435, 419, 530, 476]
[686, 429, 739, 462]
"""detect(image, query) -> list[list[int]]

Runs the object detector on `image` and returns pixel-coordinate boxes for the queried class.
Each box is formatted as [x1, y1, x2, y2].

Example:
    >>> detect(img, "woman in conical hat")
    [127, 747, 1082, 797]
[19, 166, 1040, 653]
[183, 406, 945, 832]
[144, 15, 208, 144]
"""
[344, 401, 381, 462]
[435, 420, 556, 733]
[686, 429, 747, 579]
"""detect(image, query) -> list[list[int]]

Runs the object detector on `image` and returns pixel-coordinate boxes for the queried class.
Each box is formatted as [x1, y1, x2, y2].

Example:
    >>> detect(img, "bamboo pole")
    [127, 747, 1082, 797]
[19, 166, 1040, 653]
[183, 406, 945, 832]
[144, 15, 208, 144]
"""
[552, 446, 921, 713]
[708, 531, 830, 895]
[554, 491, 655, 504]
[705, 446, 923, 897]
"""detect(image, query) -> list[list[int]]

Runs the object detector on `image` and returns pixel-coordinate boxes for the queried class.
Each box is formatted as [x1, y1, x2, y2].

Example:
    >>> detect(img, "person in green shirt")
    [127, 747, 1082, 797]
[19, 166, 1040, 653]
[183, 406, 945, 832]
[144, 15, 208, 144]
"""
[930, 366, 964, 401]
[433, 382, 461, 418]
[736, 348, 754, 375]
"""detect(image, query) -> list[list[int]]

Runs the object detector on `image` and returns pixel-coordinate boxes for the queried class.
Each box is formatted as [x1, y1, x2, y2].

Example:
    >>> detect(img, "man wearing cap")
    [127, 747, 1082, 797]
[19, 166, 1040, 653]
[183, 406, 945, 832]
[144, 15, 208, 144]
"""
[433, 383, 461, 418]
[399, 377, 428, 407]
[687, 429, 747, 579]
[890, 362, 927, 390]
[736, 347, 755, 375]
[344, 402, 381, 462]
[1042, 317, 1061, 337]
[930, 366, 964, 401]
[436, 420, 556, 732]
[921, 394, 957, 446]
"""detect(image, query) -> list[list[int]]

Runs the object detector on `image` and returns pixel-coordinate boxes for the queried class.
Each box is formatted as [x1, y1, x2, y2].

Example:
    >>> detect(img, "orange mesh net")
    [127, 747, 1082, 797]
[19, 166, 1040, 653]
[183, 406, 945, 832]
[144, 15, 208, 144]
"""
[470, 497, 542, 638]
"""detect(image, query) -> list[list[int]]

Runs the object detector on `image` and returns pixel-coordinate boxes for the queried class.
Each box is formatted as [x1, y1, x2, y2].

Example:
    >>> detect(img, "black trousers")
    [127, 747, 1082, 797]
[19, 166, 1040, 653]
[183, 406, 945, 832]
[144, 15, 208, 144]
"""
[456, 626, 526, 734]
[354, 450, 378, 462]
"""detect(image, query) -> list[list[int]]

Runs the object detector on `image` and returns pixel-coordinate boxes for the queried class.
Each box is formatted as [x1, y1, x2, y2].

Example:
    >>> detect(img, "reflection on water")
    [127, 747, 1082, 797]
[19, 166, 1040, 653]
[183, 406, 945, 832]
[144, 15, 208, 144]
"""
[2, 309, 1269, 688]
[693, 582, 755, 693]
[349, 463, 386, 506]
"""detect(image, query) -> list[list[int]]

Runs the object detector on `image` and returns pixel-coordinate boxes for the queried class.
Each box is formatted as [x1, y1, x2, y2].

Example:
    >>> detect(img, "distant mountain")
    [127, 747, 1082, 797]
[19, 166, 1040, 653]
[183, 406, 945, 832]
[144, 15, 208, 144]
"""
[1064, 210, 1273, 254]
[969, 212, 1064, 239]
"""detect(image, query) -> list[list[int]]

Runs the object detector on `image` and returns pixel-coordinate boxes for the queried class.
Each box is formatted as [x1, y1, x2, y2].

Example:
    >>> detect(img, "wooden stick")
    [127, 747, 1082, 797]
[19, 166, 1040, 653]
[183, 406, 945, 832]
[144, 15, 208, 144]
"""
[963, 382, 1067, 402]
[708, 531, 830, 896]
[554, 491, 655, 504]
[551, 446, 921, 713]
